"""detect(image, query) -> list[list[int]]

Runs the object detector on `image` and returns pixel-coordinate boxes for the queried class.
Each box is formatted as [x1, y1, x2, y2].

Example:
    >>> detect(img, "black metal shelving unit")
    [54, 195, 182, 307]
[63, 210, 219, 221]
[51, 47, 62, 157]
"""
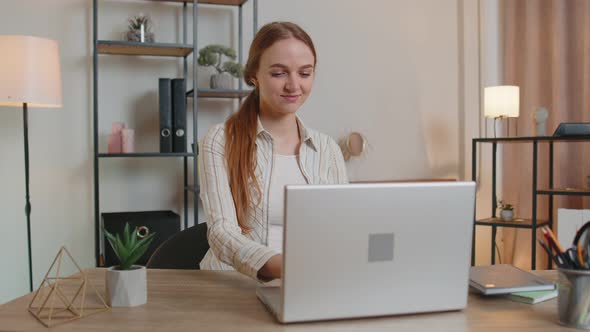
[92, 0, 257, 267]
[471, 135, 590, 270]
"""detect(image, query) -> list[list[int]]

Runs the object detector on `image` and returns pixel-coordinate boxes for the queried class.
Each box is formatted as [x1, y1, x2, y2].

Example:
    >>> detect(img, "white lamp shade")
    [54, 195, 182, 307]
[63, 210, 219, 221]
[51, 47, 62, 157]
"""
[484, 85, 519, 118]
[0, 35, 63, 108]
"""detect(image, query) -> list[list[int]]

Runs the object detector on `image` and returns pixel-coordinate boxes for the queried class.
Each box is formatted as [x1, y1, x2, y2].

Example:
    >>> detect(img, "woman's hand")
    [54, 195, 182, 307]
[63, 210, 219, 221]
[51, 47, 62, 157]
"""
[257, 254, 282, 280]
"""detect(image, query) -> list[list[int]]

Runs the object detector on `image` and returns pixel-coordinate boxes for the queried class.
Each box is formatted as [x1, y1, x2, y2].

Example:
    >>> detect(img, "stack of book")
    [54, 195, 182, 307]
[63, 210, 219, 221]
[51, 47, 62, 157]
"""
[469, 264, 557, 304]
[158, 78, 186, 153]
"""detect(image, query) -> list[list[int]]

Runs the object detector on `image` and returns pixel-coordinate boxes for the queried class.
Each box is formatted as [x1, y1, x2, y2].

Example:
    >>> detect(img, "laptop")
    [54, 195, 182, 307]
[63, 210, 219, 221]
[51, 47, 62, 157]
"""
[552, 122, 590, 136]
[256, 181, 476, 323]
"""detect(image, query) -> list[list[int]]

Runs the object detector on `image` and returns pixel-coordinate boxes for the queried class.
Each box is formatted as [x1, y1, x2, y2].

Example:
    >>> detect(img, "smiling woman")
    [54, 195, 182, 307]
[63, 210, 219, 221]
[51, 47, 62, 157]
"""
[255, 38, 315, 121]
[198, 22, 348, 282]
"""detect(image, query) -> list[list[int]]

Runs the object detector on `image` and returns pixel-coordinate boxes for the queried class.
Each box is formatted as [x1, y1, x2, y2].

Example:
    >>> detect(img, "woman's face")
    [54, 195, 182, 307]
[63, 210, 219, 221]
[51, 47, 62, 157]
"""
[254, 37, 315, 117]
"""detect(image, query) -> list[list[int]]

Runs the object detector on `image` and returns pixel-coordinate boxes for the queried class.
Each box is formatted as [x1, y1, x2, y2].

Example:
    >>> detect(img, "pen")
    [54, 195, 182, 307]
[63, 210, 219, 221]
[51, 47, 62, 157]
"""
[537, 236, 552, 256]
[542, 226, 565, 253]
[550, 227, 584, 268]
[537, 237, 567, 268]
[542, 229, 572, 268]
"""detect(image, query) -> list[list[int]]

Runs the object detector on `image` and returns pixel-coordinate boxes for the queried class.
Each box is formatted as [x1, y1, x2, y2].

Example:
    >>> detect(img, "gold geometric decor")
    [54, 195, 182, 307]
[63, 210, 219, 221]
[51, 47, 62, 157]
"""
[28, 246, 110, 327]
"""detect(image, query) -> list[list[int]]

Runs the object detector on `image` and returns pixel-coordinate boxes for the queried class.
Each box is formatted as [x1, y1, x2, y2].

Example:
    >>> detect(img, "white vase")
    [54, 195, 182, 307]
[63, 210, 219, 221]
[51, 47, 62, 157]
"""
[501, 209, 514, 221]
[125, 30, 155, 43]
[210, 72, 232, 89]
[105, 265, 147, 307]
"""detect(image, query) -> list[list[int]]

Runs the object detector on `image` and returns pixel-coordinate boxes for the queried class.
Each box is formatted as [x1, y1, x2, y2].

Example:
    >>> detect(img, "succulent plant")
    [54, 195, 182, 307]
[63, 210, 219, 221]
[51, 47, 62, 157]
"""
[197, 44, 243, 78]
[104, 223, 155, 270]
[497, 200, 514, 211]
[128, 14, 152, 32]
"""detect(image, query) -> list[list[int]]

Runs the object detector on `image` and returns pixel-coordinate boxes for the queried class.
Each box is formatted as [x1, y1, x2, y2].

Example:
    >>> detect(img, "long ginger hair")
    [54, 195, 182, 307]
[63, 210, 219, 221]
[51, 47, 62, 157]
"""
[224, 22, 317, 233]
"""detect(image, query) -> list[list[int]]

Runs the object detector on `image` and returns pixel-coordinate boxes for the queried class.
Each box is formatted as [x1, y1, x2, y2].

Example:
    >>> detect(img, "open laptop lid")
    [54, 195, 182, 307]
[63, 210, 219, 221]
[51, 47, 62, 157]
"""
[280, 182, 476, 323]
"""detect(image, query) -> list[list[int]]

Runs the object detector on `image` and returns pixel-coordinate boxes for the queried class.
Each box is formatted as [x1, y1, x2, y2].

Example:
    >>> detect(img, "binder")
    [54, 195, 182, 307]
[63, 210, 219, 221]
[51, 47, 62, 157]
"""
[158, 78, 173, 153]
[172, 78, 186, 153]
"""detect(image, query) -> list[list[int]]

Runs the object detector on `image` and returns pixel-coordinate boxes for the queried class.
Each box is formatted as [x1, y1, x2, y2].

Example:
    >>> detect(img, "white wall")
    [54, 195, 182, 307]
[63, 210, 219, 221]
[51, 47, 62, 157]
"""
[0, 0, 481, 303]
[265, 1, 463, 181]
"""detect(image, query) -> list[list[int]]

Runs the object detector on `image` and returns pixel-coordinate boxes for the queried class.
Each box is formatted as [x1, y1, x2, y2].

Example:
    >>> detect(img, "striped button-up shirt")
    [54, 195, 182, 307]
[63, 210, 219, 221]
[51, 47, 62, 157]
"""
[198, 115, 349, 281]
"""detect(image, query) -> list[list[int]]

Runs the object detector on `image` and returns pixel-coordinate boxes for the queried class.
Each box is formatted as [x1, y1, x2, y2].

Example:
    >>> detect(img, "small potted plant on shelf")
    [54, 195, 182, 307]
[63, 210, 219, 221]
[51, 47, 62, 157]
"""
[104, 223, 155, 307]
[125, 13, 155, 43]
[197, 44, 243, 89]
[497, 200, 515, 221]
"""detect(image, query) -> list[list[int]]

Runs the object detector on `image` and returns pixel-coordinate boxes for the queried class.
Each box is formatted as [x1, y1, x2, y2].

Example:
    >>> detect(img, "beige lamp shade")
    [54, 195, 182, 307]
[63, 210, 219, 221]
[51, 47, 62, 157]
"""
[484, 85, 519, 118]
[0, 35, 63, 108]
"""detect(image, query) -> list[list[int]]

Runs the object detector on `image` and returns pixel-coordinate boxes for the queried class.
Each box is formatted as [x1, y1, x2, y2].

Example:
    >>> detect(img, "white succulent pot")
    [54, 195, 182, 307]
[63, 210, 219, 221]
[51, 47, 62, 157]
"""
[210, 72, 232, 89]
[105, 265, 147, 307]
[501, 209, 514, 221]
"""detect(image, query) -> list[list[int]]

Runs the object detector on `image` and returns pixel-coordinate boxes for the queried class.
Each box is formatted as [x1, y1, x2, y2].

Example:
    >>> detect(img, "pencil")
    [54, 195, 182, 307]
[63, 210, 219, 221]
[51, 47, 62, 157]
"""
[578, 245, 587, 269]
[537, 237, 562, 267]
[543, 226, 565, 253]
[542, 229, 572, 268]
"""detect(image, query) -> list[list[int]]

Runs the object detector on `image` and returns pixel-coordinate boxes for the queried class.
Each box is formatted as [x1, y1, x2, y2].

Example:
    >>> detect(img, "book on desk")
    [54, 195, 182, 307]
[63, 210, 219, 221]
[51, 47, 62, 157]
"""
[503, 289, 558, 304]
[469, 264, 555, 295]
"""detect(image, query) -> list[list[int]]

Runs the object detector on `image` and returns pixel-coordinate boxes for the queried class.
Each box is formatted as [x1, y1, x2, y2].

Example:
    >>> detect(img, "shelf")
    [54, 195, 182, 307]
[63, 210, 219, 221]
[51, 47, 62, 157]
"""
[138, 0, 248, 5]
[475, 218, 550, 229]
[97, 40, 193, 57]
[186, 88, 251, 98]
[537, 188, 590, 196]
[93, 0, 256, 267]
[474, 136, 590, 143]
[98, 152, 195, 158]
[185, 185, 200, 193]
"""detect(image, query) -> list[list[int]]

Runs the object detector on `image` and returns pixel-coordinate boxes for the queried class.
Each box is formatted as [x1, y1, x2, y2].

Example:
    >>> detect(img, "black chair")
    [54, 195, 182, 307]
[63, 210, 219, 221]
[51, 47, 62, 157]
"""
[146, 223, 209, 269]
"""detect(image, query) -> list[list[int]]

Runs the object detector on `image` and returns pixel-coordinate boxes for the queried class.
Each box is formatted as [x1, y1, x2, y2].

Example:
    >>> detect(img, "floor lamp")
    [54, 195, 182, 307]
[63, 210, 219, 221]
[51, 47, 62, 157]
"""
[0, 35, 63, 292]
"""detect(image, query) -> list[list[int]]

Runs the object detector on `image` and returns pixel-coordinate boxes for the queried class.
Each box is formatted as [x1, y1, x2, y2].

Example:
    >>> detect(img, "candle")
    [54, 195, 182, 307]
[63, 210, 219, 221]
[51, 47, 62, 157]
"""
[108, 134, 122, 153]
[140, 23, 145, 43]
[122, 129, 135, 153]
[111, 122, 125, 134]
[108, 122, 126, 153]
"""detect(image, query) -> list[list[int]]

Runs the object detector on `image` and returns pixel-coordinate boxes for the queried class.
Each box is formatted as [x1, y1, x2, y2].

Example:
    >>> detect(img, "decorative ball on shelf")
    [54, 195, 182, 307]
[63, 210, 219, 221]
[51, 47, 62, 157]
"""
[197, 44, 243, 89]
[533, 106, 549, 136]
[125, 14, 155, 43]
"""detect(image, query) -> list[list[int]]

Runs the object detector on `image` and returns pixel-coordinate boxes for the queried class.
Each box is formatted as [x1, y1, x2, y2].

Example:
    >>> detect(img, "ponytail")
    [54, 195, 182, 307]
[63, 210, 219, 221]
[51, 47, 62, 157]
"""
[224, 91, 261, 233]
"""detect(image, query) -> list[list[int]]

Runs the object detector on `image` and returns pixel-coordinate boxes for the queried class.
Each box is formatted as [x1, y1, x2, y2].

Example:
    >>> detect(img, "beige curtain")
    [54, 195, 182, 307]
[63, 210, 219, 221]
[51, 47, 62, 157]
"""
[500, 0, 590, 269]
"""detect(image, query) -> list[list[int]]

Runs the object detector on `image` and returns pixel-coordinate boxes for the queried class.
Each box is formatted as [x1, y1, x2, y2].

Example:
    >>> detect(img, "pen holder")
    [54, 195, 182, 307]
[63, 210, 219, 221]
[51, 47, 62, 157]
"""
[558, 267, 590, 329]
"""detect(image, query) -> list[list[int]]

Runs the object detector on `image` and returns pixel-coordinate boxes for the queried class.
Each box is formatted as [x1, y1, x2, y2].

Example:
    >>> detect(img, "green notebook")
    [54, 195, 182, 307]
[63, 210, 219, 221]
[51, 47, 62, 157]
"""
[503, 289, 558, 304]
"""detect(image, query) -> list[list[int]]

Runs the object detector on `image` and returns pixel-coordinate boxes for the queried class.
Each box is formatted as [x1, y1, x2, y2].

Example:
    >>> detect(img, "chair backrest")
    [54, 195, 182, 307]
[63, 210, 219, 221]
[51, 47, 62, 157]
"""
[146, 222, 209, 270]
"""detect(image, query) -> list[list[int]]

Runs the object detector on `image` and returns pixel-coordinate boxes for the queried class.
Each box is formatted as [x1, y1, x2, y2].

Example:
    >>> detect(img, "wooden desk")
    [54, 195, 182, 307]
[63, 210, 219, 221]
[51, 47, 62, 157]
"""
[0, 269, 572, 331]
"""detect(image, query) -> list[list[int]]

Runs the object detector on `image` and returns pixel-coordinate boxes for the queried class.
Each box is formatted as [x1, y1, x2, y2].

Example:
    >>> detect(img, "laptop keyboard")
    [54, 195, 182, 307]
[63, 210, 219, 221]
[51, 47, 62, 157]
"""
[258, 286, 281, 316]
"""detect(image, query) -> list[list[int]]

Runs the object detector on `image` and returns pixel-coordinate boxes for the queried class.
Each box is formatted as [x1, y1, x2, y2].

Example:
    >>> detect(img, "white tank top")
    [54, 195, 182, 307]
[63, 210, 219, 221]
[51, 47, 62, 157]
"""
[267, 154, 307, 253]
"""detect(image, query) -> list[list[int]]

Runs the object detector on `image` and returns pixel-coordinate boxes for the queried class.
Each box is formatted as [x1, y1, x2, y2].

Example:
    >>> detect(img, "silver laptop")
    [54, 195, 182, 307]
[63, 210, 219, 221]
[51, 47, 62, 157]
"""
[256, 182, 476, 323]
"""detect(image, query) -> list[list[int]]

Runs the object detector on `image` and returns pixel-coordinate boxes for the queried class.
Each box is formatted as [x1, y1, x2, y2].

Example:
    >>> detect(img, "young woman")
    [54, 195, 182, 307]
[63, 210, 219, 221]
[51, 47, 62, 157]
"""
[198, 22, 348, 281]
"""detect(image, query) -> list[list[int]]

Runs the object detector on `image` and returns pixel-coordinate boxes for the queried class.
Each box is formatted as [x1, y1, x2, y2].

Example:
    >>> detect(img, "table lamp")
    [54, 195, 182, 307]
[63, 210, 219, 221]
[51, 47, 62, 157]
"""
[0, 35, 63, 292]
[484, 85, 519, 137]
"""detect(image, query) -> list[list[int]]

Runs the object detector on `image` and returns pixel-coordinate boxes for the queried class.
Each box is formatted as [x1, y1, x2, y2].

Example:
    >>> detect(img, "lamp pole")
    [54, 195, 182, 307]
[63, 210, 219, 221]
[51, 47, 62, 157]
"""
[0, 35, 63, 293]
[23, 102, 33, 292]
